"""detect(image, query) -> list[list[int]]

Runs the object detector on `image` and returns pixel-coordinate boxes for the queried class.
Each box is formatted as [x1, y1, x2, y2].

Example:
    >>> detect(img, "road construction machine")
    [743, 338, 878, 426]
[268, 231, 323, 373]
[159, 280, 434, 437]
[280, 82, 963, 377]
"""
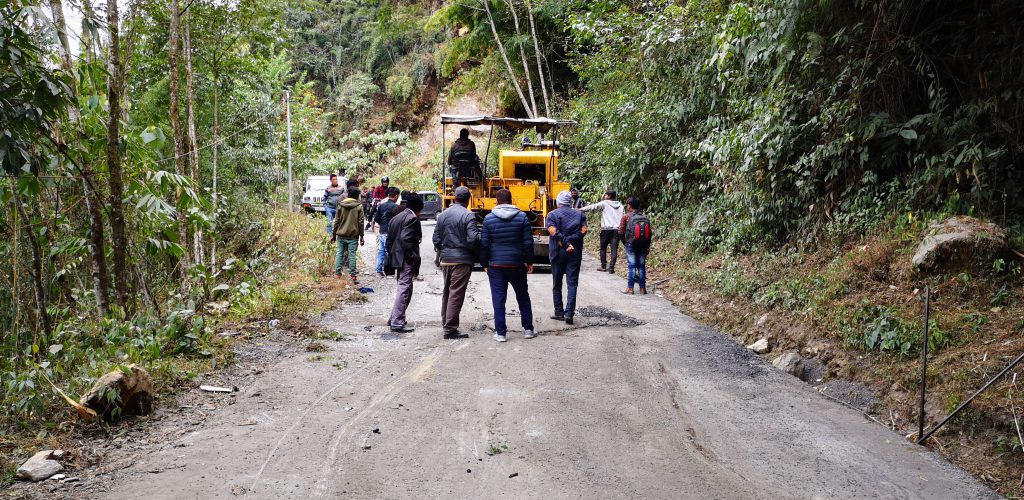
[438, 115, 577, 265]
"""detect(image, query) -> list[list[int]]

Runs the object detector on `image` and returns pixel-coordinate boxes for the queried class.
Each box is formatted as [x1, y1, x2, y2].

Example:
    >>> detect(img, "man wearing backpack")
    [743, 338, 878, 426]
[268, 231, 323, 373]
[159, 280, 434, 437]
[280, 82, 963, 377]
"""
[618, 196, 652, 295]
[580, 189, 624, 273]
[547, 190, 588, 325]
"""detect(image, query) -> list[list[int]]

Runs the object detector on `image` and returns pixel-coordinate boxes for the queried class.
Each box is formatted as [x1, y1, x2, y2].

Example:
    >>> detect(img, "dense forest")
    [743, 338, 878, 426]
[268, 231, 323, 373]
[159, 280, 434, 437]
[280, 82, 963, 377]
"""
[3, 0, 1023, 491]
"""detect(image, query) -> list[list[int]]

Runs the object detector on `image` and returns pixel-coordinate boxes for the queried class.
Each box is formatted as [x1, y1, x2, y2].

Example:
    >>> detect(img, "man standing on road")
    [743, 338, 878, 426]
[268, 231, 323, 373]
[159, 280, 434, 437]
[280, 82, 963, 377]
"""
[330, 187, 365, 282]
[373, 186, 400, 277]
[323, 174, 345, 236]
[480, 188, 535, 342]
[580, 190, 624, 273]
[547, 191, 588, 325]
[432, 186, 479, 339]
[385, 193, 423, 333]
[619, 196, 652, 295]
[367, 176, 390, 229]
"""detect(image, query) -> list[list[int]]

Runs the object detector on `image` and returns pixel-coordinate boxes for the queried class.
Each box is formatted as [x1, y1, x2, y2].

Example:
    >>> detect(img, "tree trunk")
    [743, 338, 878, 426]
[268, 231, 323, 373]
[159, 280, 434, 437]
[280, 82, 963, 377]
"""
[168, 0, 191, 273]
[524, 0, 550, 117]
[48, 0, 111, 316]
[503, 0, 537, 117]
[211, 74, 219, 266]
[483, 0, 534, 118]
[11, 182, 51, 337]
[183, 10, 204, 266]
[106, 0, 132, 311]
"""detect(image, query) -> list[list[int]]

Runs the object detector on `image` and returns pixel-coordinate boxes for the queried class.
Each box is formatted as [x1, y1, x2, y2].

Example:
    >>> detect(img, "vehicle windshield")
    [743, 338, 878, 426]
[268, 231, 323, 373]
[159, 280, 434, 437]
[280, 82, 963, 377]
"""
[306, 178, 331, 191]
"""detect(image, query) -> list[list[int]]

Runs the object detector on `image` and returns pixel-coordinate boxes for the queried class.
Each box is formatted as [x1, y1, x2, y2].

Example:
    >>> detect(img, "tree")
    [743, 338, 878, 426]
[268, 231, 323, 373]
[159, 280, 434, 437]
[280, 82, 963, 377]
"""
[107, 0, 133, 310]
[183, 7, 203, 265]
[168, 0, 190, 272]
[47, 0, 112, 316]
[482, 0, 533, 118]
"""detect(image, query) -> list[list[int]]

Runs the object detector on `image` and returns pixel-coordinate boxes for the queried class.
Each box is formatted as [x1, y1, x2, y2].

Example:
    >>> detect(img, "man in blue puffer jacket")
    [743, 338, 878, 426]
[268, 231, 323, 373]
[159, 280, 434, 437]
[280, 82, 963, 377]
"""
[480, 188, 535, 343]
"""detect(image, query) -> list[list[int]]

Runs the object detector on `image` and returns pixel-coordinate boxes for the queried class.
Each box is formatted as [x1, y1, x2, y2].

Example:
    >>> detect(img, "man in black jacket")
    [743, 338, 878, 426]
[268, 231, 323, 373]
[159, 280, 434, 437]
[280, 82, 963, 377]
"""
[480, 188, 535, 342]
[385, 193, 423, 333]
[432, 186, 479, 339]
[373, 186, 400, 277]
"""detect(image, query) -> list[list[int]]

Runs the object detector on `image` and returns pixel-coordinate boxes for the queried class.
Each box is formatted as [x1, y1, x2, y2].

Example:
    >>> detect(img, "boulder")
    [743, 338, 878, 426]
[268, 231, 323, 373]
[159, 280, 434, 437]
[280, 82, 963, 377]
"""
[746, 338, 770, 354]
[772, 352, 803, 378]
[16, 450, 64, 482]
[911, 216, 1008, 273]
[80, 364, 154, 420]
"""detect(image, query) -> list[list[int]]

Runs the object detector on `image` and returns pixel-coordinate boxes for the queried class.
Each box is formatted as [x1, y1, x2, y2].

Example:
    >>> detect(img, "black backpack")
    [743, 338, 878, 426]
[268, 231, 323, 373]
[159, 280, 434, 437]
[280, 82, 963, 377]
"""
[625, 213, 653, 249]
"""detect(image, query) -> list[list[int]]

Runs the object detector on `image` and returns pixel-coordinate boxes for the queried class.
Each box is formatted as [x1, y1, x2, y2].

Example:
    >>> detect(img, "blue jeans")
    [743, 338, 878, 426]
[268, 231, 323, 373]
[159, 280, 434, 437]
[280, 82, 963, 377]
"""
[376, 233, 388, 274]
[325, 205, 336, 235]
[551, 252, 582, 319]
[335, 238, 358, 276]
[487, 266, 534, 336]
[625, 243, 648, 290]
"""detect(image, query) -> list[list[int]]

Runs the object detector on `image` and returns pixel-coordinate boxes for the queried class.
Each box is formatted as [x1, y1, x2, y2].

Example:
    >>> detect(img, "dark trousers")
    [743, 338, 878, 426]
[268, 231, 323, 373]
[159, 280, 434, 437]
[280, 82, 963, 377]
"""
[487, 266, 534, 335]
[551, 252, 582, 319]
[599, 229, 620, 271]
[441, 264, 472, 332]
[389, 262, 415, 327]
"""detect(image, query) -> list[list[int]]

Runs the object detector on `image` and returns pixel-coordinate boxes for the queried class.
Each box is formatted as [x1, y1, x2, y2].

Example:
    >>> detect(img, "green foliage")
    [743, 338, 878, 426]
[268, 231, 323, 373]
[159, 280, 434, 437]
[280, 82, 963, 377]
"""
[564, 0, 1024, 252]
[843, 302, 949, 356]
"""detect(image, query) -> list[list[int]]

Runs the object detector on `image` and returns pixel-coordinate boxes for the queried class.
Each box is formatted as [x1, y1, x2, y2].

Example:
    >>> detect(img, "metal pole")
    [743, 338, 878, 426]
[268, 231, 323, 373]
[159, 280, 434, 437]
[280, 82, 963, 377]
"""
[484, 125, 494, 179]
[285, 91, 293, 212]
[441, 123, 446, 194]
[918, 350, 1024, 444]
[918, 287, 930, 440]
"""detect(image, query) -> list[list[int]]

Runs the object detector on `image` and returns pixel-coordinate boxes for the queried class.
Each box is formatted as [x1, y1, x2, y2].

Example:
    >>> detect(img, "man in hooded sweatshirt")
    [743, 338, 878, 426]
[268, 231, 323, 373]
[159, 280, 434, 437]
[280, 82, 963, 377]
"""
[480, 188, 535, 342]
[331, 187, 365, 281]
[547, 190, 588, 325]
[385, 193, 423, 333]
[580, 189, 624, 273]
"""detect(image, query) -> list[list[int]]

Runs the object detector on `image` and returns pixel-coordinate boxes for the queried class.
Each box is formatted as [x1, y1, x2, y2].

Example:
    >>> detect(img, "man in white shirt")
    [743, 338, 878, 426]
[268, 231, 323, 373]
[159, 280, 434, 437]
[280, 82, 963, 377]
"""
[580, 190, 624, 273]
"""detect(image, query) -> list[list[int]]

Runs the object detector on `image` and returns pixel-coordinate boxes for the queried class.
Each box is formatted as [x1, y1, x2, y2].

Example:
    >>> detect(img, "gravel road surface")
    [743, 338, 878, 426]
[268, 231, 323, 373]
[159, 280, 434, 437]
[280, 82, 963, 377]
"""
[99, 222, 997, 499]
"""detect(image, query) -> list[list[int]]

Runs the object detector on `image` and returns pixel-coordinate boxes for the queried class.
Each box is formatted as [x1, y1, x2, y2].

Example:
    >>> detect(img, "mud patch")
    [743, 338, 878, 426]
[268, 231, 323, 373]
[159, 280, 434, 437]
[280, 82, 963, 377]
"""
[576, 306, 645, 327]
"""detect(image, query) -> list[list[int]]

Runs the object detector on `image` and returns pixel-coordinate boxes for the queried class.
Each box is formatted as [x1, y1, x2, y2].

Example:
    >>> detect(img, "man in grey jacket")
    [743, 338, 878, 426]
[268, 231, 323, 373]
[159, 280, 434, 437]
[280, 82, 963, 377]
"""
[432, 186, 479, 339]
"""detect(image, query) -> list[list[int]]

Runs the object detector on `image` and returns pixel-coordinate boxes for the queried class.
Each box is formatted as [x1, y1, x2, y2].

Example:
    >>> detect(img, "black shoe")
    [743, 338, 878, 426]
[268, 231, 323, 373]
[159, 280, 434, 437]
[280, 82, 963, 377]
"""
[565, 317, 574, 325]
[390, 325, 415, 333]
[550, 315, 565, 321]
[443, 331, 469, 339]
[608, 269, 615, 274]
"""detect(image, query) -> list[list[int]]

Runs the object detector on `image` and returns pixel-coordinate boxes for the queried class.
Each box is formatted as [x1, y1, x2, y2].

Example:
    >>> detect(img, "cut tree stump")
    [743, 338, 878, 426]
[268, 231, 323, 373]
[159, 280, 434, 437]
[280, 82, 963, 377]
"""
[80, 364, 154, 420]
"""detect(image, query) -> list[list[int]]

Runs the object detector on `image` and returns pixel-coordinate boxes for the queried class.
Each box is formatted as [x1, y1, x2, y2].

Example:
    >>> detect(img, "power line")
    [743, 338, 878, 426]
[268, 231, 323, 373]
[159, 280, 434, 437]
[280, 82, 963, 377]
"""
[154, 108, 282, 165]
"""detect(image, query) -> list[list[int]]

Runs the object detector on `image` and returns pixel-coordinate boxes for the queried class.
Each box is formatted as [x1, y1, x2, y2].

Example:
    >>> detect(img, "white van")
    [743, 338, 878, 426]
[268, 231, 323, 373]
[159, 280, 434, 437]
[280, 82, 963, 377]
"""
[301, 175, 345, 213]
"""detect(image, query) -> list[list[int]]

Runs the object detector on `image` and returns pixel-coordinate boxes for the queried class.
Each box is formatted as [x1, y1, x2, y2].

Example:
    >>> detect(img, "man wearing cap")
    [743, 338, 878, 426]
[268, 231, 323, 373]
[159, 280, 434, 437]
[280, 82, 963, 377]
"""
[432, 186, 479, 339]
[546, 190, 588, 325]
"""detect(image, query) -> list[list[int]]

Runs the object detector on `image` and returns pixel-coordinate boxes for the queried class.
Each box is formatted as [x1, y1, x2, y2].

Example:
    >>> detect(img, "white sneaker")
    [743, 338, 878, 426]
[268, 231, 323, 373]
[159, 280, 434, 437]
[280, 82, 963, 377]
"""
[523, 330, 537, 339]
[493, 333, 507, 343]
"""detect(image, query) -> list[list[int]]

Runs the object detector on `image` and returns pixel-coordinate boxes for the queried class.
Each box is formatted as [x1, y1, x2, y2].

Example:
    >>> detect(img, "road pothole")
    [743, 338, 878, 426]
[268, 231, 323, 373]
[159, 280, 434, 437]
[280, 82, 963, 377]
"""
[576, 306, 645, 327]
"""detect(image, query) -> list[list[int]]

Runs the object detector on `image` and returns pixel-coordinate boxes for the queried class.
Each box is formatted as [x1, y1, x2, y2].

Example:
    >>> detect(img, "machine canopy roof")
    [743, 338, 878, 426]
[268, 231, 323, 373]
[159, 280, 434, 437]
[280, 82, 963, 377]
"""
[440, 114, 577, 133]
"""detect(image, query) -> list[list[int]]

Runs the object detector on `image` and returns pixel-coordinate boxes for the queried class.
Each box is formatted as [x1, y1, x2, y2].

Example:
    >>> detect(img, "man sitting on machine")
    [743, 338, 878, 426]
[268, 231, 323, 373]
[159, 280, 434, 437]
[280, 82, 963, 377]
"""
[447, 128, 482, 187]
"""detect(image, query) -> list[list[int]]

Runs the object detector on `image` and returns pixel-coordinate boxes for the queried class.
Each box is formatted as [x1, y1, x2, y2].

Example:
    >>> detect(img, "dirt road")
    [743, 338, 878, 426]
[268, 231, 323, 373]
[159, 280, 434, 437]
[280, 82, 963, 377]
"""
[99, 223, 995, 499]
